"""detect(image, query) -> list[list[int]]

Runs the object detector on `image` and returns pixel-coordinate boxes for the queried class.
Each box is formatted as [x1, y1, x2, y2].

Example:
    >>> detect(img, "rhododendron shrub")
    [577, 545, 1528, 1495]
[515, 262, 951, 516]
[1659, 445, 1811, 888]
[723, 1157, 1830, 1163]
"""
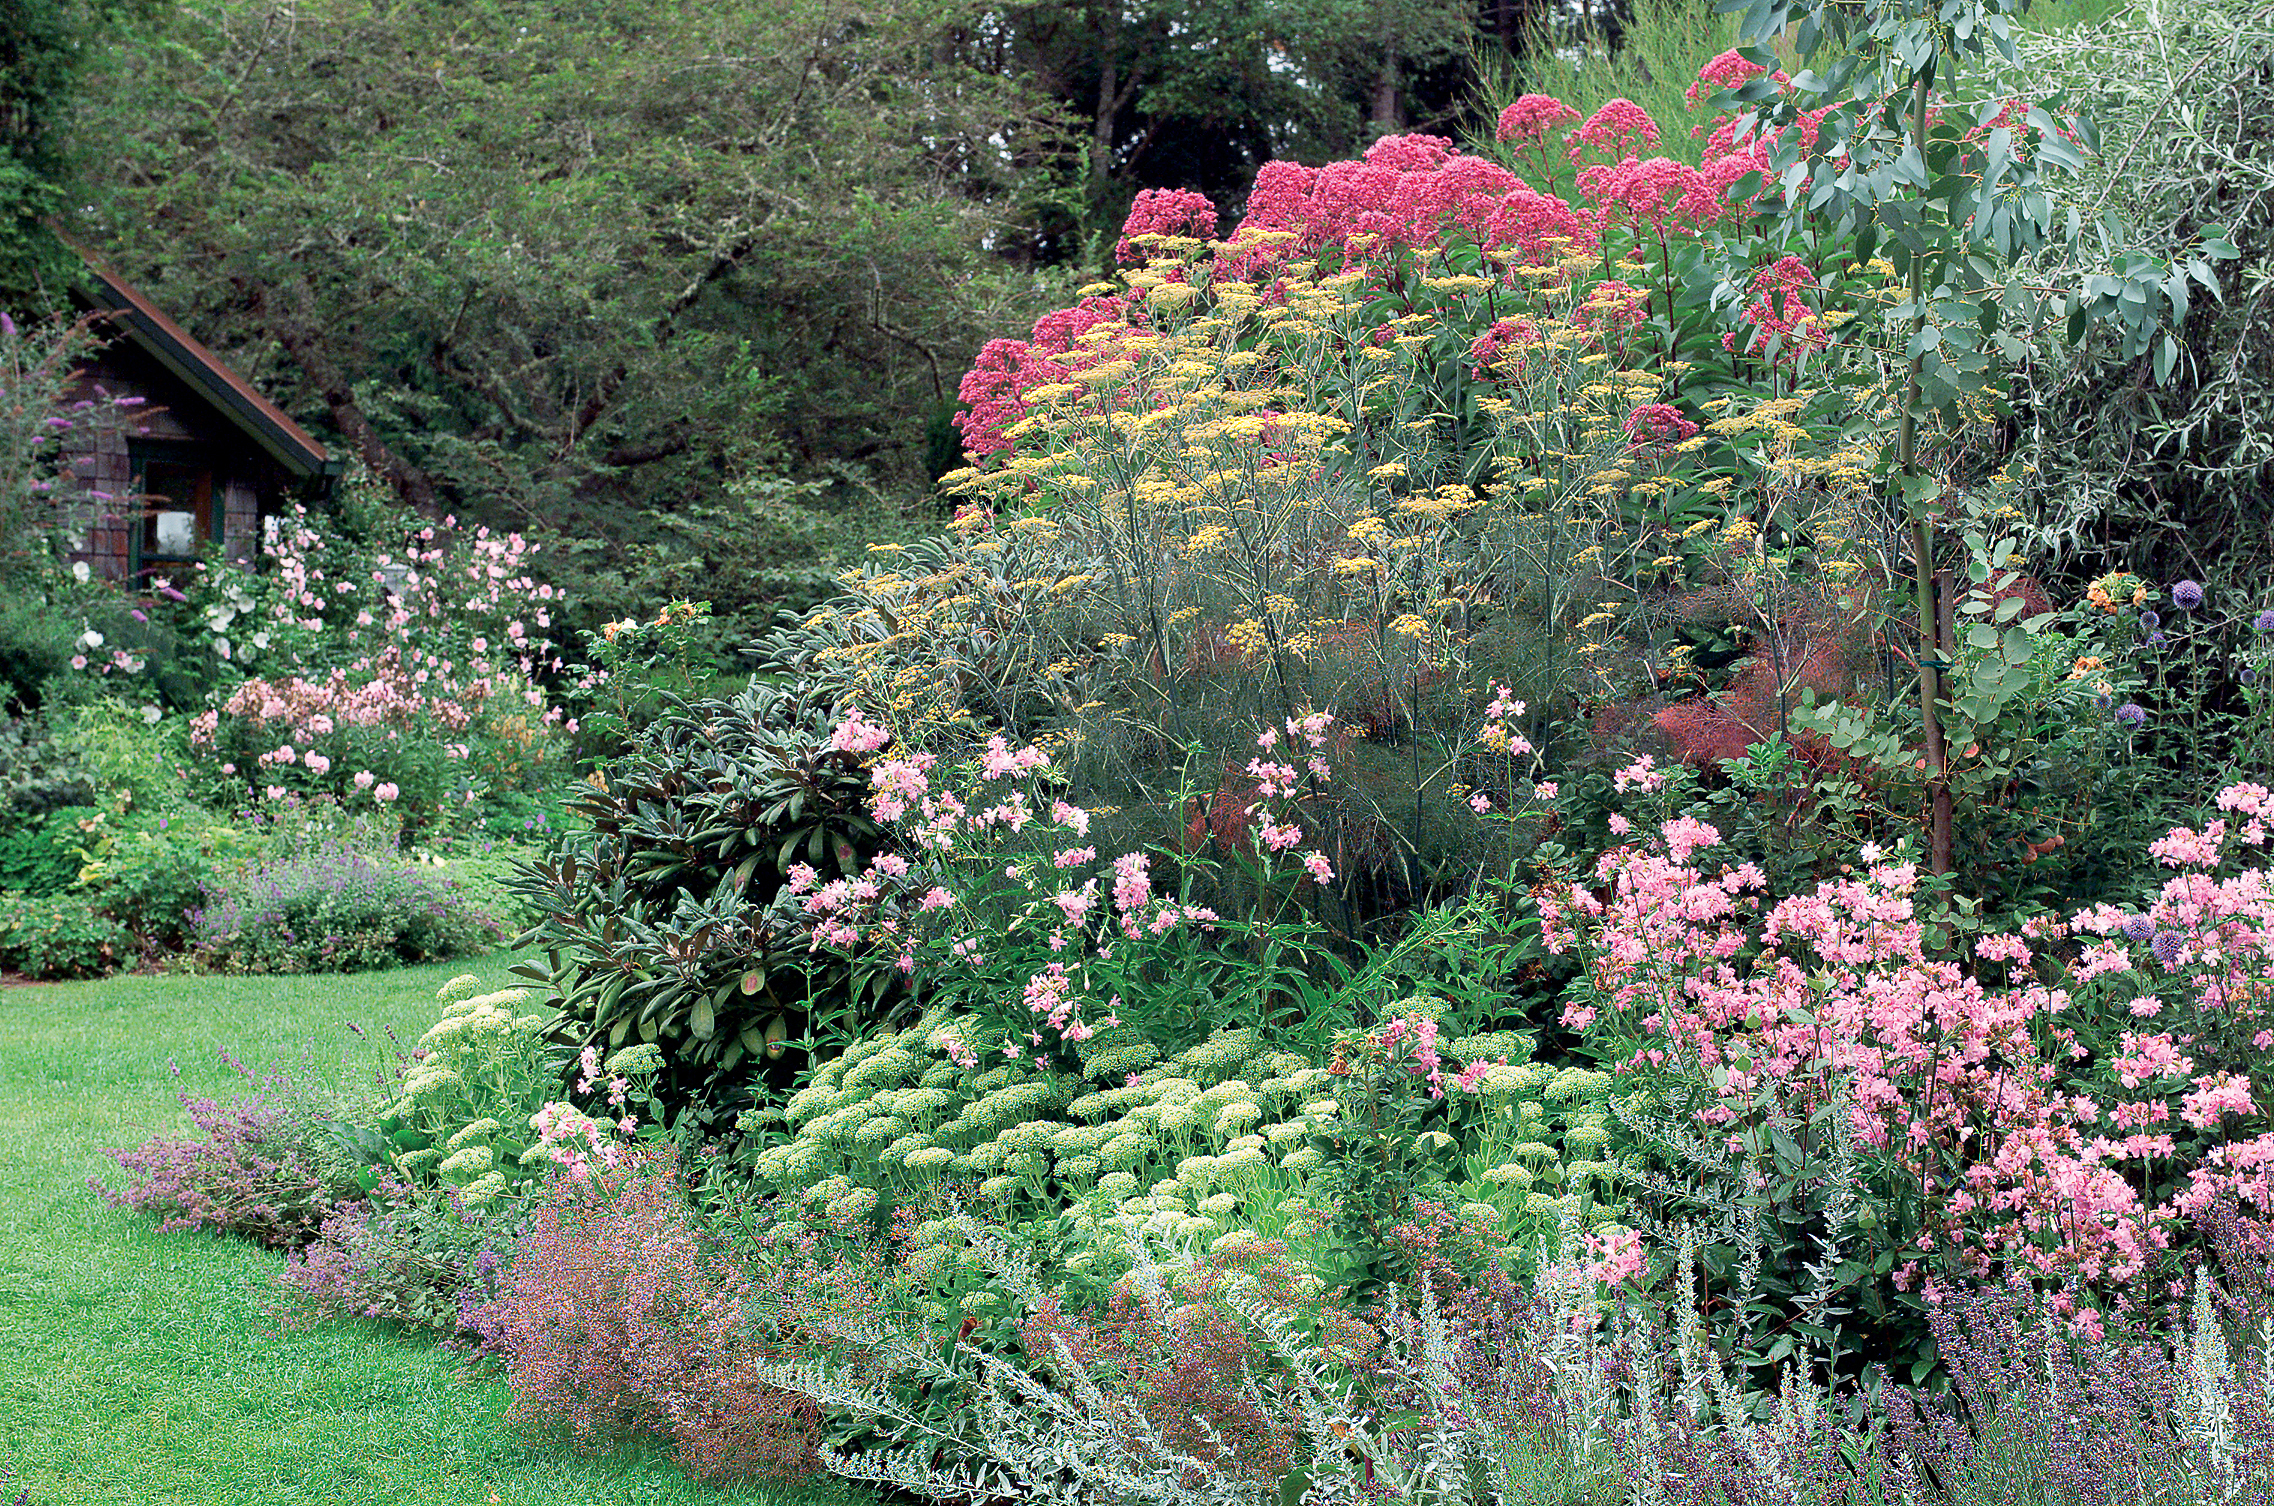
[1540, 779, 2274, 1356]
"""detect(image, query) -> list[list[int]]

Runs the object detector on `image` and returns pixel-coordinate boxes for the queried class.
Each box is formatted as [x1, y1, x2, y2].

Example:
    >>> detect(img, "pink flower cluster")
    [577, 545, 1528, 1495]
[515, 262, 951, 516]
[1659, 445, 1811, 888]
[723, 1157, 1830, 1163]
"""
[1622, 402, 1701, 451]
[953, 62, 1873, 465]
[1467, 317, 1539, 379]
[1724, 255, 1829, 359]
[1543, 788, 2274, 1297]
[796, 713, 1357, 1057]
[1116, 188, 1219, 264]
[955, 292, 1140, 461]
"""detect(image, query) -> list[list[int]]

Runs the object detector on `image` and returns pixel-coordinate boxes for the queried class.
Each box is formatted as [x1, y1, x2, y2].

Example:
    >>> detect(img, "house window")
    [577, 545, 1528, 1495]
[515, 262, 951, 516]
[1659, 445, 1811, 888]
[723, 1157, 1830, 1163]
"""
[130, 443, 217, 578]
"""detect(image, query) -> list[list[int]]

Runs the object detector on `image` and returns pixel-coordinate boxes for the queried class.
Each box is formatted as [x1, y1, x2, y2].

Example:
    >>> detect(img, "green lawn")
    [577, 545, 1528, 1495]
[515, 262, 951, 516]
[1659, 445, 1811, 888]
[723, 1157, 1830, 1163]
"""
[0, 952, 861, 1506]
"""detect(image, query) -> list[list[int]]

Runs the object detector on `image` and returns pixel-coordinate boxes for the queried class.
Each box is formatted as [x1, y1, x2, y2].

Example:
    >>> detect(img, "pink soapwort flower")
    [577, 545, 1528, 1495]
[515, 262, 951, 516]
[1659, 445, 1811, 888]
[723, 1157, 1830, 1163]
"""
[373, 782, 399, 803]
[1257, 820, 1304, 853]
[1612, 755, 1665, 794]
[1112, 853, 1152, 913]
[2151, 821, 2228, 869]
[1301, 851, 1334, 883]
[830, 711, 892, 754]
[1585, 1226, 1646, 1285]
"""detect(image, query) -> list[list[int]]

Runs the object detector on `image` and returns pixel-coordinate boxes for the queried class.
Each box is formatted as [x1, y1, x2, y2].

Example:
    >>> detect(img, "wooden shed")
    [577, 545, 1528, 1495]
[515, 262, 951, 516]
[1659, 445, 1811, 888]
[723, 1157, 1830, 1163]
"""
[58, 253, 340, 584]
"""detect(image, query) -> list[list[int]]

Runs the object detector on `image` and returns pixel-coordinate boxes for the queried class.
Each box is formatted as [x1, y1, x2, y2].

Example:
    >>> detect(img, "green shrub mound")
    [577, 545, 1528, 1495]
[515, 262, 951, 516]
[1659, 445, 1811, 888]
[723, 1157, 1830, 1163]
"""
[509, 681, 884, 1135]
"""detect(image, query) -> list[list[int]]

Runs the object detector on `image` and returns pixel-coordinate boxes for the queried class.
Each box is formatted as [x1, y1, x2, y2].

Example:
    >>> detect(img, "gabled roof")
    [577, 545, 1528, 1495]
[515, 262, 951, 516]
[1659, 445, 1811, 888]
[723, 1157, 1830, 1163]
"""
[70, 245, 339, 483]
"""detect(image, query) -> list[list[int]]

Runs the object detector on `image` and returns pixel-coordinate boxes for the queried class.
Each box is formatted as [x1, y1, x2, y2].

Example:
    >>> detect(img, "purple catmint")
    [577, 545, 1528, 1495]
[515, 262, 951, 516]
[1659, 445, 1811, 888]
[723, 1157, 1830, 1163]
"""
[2172, 579, 2206, 610]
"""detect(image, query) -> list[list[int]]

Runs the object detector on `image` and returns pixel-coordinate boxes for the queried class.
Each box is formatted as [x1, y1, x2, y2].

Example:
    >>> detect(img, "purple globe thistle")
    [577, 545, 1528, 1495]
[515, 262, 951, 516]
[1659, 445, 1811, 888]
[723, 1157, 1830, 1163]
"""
[2151, 929, 2187, 967]
[2146, 629, 2169, 648]
[2138, 609, 2162, 631]
[2116, 702, 2147, 726]
[2172, 579, 2205, 611]
[2120, 913, 2156, 942]
[2254, 608, 2274, 634]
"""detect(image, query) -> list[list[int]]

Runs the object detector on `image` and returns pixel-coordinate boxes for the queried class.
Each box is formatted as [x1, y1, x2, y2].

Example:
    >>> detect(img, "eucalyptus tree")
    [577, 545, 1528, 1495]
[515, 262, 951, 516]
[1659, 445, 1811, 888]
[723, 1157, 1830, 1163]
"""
[1714, 0, 2234, 872]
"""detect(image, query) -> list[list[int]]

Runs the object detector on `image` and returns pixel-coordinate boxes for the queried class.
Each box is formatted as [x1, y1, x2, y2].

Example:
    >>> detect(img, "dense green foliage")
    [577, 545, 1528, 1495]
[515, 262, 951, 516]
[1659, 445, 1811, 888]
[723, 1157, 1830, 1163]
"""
[510, 682, 884, 1130]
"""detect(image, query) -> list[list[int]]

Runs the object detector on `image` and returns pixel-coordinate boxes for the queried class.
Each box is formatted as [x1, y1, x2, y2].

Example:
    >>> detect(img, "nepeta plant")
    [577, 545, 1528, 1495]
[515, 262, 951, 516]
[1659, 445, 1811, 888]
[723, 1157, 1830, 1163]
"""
[91, 1051, 355, 1246]
[188, 843, 502, 974]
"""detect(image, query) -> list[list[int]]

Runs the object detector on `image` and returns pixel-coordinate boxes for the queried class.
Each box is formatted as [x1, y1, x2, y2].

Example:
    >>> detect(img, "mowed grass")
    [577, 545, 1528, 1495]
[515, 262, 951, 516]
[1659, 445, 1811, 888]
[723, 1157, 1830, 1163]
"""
[0, 953, 862, 1506]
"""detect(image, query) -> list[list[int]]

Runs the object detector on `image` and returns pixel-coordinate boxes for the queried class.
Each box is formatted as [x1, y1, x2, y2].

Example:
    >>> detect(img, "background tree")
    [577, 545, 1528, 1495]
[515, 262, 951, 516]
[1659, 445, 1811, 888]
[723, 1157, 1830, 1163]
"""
[950, 0, 1488, 264]
[66, 0, 1068, 543]
[1, 0, 161, 300]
